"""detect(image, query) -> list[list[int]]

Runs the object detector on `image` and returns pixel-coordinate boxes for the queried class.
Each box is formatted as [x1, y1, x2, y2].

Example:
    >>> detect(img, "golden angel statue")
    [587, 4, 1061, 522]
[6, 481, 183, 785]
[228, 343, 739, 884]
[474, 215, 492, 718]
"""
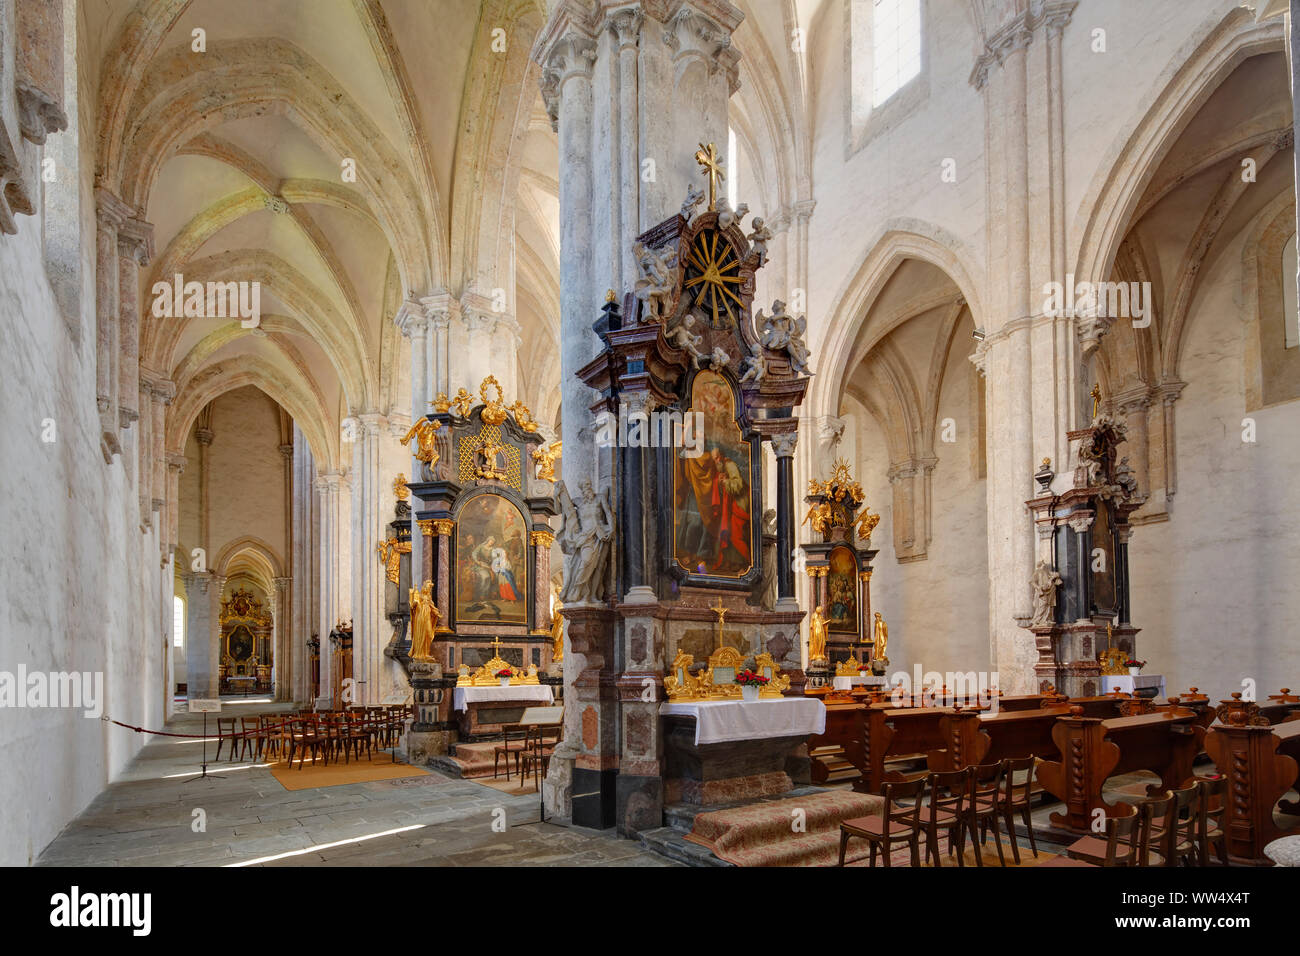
[808, 606, 828, 662]
[408, 581, 439, 661]
[401, 418, 441, 467]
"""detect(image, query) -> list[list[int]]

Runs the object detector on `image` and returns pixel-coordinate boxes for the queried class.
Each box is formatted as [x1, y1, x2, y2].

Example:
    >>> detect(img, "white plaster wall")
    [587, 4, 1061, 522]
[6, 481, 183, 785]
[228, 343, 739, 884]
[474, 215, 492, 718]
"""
[1127, 229, 1300, 698]
[846, 343, 989, 682]
[0, 84, 165, 868]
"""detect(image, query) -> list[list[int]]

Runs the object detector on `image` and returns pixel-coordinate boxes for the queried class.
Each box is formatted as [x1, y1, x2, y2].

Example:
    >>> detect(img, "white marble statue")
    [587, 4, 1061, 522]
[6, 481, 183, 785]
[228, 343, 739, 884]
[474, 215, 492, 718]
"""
[667, 313, 705, 367]
[757, 299, 813, 377]
[556, 478, 614, 606]
[747, 217, 773, 265]
[759, 508, 777, 611]
[1030, 559, 1063, 627]
[632, 240, 678, 323]
[681, 183, 704, 222]
[739, 351, 767, 385]
[715, 198, 749, 231]
[710, 345, 731, 368]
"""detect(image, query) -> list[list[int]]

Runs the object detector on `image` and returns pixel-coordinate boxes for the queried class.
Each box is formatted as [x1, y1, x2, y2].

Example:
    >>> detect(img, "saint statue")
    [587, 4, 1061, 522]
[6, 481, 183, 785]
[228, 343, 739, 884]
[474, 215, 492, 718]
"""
[408, 581, 439, 660]
[872, 612, 889, 661]
[808, 606, 828, 662]
[556, 479, 615, 605]
[401, 418, 441, 468]
[1029, 559, 1063, 626]
[550, 587, 564, 663]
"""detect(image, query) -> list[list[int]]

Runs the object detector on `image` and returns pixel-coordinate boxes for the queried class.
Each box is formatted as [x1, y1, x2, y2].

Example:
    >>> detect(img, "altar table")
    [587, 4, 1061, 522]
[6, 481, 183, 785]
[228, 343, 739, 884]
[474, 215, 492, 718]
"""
[832, 675, 887, 691]
[453, 684, 554, 712]
[659, 698, 826, 746]
[1100, 674, 1166, 699]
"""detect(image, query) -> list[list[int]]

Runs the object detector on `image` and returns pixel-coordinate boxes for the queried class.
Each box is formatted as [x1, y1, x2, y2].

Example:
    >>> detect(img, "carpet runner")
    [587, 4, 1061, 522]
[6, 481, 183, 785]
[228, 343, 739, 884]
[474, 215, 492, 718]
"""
[684, 790, 885, 866]
[682, 789, 1059, 866]
[269, 755, 429, 791]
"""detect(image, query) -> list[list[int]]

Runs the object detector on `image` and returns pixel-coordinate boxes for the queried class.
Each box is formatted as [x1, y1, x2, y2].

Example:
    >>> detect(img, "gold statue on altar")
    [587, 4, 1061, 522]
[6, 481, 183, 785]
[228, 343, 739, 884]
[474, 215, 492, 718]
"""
[532, 441, 561, 482]
[550, 586, 564, 662]
[808, 606, 828, 662]
[401, 417, 442, 466]
[408, 581, 439, 660]
[872, 611, 889, 660]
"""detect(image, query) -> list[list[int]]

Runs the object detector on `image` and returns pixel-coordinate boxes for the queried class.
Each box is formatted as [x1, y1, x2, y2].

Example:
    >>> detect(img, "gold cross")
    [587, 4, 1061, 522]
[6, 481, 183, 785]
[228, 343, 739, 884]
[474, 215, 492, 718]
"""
[694, 142, 725, 211]
[491, 636, 504, 655]
[711, 597, 728, 650]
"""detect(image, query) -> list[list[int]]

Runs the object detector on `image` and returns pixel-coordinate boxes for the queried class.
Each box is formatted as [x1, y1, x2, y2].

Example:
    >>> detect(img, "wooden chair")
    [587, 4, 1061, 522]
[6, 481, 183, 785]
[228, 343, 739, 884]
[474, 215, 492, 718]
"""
[1165, 782, 1201, 866]
[1136, 790, 1175, 866]
[215, 717, 238, 762]
[967, 761, 1008, 867]
[494, 724, 530, 781]
[921, 768, 970, 867]
[519, 725, 559, 791]
[1195, 776, 1229, 866]
[1064, 804, 1141, 866]
[838, 773, 927, 867]
[259, 714, 282, 760]
[998, 756, 1040, 863]
[238, 716, 262, 761]
[288, 716, 325, 769]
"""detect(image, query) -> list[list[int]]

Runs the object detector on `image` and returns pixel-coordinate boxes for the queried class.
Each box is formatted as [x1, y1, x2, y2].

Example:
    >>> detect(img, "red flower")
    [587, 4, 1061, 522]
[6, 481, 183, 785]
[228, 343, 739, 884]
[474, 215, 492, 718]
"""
[495, 669, 513, 678]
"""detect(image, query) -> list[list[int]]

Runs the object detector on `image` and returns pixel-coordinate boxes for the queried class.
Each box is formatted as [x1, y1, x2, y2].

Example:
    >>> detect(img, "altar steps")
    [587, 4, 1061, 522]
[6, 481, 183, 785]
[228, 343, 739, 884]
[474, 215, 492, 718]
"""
[428, 741, 505, 780]
[641, 787, 886, 867]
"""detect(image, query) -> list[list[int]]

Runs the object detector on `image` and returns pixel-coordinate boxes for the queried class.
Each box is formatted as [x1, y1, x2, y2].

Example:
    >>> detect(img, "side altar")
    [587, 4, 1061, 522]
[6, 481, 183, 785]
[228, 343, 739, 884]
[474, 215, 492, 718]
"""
[401, 377, 562, 756]
[1021, 399, 1147, 697]
[551, 147, 816, 835]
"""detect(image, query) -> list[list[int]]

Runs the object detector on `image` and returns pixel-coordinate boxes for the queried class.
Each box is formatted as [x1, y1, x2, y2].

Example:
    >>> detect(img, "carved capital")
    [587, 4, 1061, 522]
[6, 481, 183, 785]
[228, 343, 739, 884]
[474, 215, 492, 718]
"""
[770, 431, 798, 459]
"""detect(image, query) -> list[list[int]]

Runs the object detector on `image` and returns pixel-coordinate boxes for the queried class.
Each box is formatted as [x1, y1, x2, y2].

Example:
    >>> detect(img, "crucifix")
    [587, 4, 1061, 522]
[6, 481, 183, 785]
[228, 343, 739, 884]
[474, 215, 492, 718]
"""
[491, 635, 505, 656]
[711, 596, 728, 650]
[694, 142, 725, 211]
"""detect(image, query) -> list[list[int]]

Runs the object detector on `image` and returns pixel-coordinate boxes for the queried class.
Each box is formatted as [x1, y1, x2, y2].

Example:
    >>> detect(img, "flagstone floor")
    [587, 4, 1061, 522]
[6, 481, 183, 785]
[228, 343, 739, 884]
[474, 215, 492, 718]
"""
[35, 701, 677, 867]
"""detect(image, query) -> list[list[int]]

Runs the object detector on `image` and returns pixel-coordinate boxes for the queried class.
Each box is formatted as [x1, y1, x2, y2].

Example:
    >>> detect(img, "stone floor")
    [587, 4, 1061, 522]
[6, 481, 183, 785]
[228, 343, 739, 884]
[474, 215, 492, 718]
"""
[36, 700, 677, 867]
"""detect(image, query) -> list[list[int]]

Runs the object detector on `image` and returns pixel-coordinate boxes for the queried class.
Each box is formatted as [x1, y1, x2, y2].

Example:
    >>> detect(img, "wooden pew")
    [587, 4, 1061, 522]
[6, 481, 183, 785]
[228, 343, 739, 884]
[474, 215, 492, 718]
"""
[1036, 705, 1203, 833]
[1203, 716, 1300, 864]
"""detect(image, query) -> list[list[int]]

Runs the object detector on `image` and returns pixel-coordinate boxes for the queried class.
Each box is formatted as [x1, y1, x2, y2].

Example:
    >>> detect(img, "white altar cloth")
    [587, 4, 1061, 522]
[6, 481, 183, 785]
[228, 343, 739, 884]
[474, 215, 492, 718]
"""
[453, 685, 554, 712]
[832, 675, 887, 690]
[1100, 675, 1166, 698]
[659, 698, 826, 746]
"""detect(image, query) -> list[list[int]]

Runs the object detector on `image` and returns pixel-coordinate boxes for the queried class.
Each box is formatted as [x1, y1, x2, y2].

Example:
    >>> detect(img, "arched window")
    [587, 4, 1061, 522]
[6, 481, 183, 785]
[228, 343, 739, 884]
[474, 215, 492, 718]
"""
[871, 0, 922, 107]
[173, 595, 185, 648]
[849, 0, 927, 150]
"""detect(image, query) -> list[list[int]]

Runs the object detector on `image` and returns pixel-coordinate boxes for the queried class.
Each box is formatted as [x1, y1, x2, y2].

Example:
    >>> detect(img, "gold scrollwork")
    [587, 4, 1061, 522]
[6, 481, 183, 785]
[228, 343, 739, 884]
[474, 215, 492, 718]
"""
[530, 529, 555, 549]
[417, 519, 435, 537]
[479, 375, 508, 424]
[754, 651, 791, 698]
[433, 519, 454, 537]
[431, 392, 451, 414]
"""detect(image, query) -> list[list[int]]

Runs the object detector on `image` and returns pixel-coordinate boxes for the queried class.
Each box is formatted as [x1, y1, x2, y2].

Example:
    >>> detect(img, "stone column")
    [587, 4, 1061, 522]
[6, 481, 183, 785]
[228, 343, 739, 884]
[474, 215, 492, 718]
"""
[396, 300, 430, 586]
[461, 291, 522, 397]
[314, 472, 345, 704]
[94, 190, 129, 461]
[291, 433, 314, 704]
[116, 218, 153, 430]
[349, 413, 387, 705]
[272, 576, 291, 700]
[183, 571, 213, 698]
[533, 0, 743, 824]
[196, 413, 213, 558]
[165, 453, 186, 564]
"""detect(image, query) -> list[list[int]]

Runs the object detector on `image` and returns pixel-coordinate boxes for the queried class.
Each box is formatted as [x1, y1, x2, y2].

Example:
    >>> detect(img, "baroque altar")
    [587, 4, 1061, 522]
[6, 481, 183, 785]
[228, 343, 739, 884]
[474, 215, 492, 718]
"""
[217, 587, 272, 694]
[402, 376, 561, 753]
[800, 459, 881, 681]
[554, 147, 814, 833]
[1022, 406, 1146, 697]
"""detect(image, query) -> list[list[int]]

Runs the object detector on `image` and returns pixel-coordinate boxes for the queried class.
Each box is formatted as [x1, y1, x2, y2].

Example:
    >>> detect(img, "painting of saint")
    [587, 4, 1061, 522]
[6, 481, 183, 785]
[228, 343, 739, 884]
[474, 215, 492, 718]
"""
[673, 370, 754, 577]
[456, 494, 529, 624]
[826, 546, 859, 634]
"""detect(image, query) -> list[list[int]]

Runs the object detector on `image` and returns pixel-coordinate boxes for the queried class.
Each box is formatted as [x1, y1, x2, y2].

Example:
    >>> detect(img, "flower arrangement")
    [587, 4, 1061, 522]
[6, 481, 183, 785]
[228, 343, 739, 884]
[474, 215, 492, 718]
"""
[1125, 659, 1146, 669]
[733, 669, 770, 687]
[495, 668, 514, 678]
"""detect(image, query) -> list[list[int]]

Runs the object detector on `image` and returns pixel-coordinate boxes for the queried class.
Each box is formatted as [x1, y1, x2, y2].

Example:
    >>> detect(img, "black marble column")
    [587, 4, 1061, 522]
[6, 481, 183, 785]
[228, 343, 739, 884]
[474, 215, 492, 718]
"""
[621, 399, 646, 596]
[774, 435, 797, 602]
